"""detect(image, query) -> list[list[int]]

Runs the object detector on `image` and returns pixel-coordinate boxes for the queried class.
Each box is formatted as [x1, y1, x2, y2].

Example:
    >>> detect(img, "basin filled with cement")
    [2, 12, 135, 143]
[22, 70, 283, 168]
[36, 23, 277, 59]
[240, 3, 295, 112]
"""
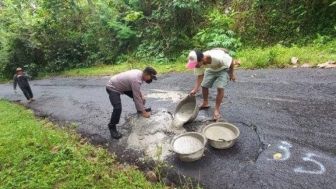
[172, 95, 199, 128]
[171, 132, 207, 162]
[202, 122, 240, 149]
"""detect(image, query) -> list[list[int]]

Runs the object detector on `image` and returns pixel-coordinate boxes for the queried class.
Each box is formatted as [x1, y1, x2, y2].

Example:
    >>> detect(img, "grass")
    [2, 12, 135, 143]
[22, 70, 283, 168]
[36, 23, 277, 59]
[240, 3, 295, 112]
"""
[60, 59, 187, 77]
[0, 100, 164, 189]
[237, 40, 336, 69]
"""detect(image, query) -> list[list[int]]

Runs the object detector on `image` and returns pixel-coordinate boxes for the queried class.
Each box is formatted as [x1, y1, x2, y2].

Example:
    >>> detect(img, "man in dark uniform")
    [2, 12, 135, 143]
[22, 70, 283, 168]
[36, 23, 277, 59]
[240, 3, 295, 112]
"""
[13, 67, 34, 103]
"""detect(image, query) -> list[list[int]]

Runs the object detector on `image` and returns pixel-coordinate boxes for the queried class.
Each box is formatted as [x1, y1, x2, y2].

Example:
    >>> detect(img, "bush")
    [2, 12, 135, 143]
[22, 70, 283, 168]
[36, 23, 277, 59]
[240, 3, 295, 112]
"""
[193, 9, 241, 56]
[1, 0, 335, 79]
[0, 0, 136, 79]
[231, 0, 336, 45]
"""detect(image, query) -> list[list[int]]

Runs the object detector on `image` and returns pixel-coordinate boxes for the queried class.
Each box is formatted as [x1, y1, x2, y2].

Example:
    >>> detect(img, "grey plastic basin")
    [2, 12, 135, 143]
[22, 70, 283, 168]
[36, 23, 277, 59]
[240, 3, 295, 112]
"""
[172, 95, 199, 128]
[202, 122, 240, 149]
[170, 132, 207, 162]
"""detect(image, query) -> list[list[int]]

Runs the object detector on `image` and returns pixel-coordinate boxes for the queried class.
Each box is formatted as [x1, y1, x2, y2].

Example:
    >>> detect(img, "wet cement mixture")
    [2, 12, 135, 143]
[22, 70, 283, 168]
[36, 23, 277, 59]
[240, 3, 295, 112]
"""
[172, 135, 204, 154]
[173, 100, 196, 128]
[174, 102, 194, 122]
[204, 125, 236, 141]
[126, 110, 177, 160]
[1, 69, 336, 189]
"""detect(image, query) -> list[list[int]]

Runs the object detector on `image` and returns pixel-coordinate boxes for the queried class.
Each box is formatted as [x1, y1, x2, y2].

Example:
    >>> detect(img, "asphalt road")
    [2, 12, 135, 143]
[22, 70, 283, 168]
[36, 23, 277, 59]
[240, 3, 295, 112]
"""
[1, 69, 335, 189]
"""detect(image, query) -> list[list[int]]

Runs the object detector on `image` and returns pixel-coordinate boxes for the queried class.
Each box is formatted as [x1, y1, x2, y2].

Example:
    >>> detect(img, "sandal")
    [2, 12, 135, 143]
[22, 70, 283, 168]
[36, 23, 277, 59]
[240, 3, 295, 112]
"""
[199, 105, 210, 110]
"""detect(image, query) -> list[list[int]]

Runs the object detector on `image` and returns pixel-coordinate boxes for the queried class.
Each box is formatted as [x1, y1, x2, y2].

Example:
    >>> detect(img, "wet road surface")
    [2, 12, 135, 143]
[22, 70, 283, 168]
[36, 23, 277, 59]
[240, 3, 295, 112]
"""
[1, 69, 335, 189]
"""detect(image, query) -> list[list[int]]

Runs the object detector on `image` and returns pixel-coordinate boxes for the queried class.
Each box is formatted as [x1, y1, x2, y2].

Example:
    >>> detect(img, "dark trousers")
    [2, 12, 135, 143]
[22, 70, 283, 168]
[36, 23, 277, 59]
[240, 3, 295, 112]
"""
[20, 86, 33, 100]
[106, 88, 133, 126]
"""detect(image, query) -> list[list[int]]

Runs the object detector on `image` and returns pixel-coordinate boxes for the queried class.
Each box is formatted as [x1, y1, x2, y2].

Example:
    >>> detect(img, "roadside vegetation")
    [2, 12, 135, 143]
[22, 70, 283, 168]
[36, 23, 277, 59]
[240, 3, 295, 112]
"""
[238, 39, 336, 69]
[58, 58, 188, 77]
[0, 100, 163, 188]
[0, 1, 335, 80]
[60, 38, 336, 77]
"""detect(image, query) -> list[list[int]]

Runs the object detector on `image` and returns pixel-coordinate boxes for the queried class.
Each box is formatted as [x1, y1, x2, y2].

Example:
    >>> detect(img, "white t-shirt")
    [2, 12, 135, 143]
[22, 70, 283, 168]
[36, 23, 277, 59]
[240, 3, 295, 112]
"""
[194, 49, 232, 75]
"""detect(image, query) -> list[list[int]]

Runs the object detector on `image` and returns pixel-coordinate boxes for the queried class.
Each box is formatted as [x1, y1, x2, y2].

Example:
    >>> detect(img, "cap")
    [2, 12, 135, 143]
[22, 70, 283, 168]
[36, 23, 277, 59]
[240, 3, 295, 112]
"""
[16, 67, 23, 72]
[186, 50, 203, 69]
[144, 67, 157, 80]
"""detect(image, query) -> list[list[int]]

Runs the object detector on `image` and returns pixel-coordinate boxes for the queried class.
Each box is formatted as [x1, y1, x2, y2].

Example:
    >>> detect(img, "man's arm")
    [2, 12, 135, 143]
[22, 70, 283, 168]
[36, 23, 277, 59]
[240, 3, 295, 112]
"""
[131, 82, 149, 118]
[13, 75, 17, 90]
[190, 67, 205, 95]
[141, 92, 146, 105]
[190, 74, 204, 95]
[228, 60, 236, 81]
[24, 72, 32, 80]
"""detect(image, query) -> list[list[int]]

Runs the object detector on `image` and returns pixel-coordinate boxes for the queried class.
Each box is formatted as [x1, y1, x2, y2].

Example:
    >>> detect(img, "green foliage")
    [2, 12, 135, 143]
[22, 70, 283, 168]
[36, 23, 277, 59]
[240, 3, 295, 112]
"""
[193, 9, 241, 56]
[232, 0, 336, 45]
[132, 0, 204, 59]
[0, 0, 136, 78]
[0, 100, 163, 188]
[0, 0, 335, 79]
[35, 38, 336, 79]
[59, 57, 188, 78]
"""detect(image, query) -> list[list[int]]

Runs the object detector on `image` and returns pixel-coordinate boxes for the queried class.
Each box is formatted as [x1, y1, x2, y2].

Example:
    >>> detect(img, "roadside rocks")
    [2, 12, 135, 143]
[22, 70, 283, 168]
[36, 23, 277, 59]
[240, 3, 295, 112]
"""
[146, 171, 158, 182]
[290, 57, 335, 69]
[145, 171, 177, 188]
[291, 57, 299, 64]
[300, 63, 312, 68]
[317, 60, 336, 68]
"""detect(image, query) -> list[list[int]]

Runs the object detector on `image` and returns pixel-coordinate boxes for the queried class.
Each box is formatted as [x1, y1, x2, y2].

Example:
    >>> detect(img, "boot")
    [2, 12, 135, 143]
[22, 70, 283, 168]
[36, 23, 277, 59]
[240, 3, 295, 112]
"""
[108, 124, 122, 139]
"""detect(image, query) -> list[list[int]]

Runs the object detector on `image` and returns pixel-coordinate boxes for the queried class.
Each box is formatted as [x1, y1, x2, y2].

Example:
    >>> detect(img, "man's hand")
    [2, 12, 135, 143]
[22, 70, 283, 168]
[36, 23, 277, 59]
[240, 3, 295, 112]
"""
[141, 111, 150, 118]
[190, 88, 198, 96]
[229, 73, 236, 81]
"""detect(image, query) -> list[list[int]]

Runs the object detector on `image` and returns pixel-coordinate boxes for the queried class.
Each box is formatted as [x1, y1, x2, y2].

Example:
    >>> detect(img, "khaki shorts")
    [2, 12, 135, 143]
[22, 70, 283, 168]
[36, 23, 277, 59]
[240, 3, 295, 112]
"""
[201, 68, 229, 89]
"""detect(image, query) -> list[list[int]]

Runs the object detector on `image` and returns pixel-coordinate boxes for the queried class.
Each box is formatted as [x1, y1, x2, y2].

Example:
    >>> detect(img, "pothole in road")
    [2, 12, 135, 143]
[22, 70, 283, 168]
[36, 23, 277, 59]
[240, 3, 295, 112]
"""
[168, 120, 262, 189]
[125, 110, 262, 165]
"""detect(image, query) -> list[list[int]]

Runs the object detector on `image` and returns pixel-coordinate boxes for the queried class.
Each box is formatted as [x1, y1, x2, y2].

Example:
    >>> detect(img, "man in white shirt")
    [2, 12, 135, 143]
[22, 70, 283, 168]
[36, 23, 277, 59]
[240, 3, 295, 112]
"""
[187, 48, 236, 121]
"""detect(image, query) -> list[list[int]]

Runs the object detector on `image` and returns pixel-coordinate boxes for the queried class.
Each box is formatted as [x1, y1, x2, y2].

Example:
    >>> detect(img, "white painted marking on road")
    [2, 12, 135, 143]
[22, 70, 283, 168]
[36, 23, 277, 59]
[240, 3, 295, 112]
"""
[294, 153, 326, 175]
